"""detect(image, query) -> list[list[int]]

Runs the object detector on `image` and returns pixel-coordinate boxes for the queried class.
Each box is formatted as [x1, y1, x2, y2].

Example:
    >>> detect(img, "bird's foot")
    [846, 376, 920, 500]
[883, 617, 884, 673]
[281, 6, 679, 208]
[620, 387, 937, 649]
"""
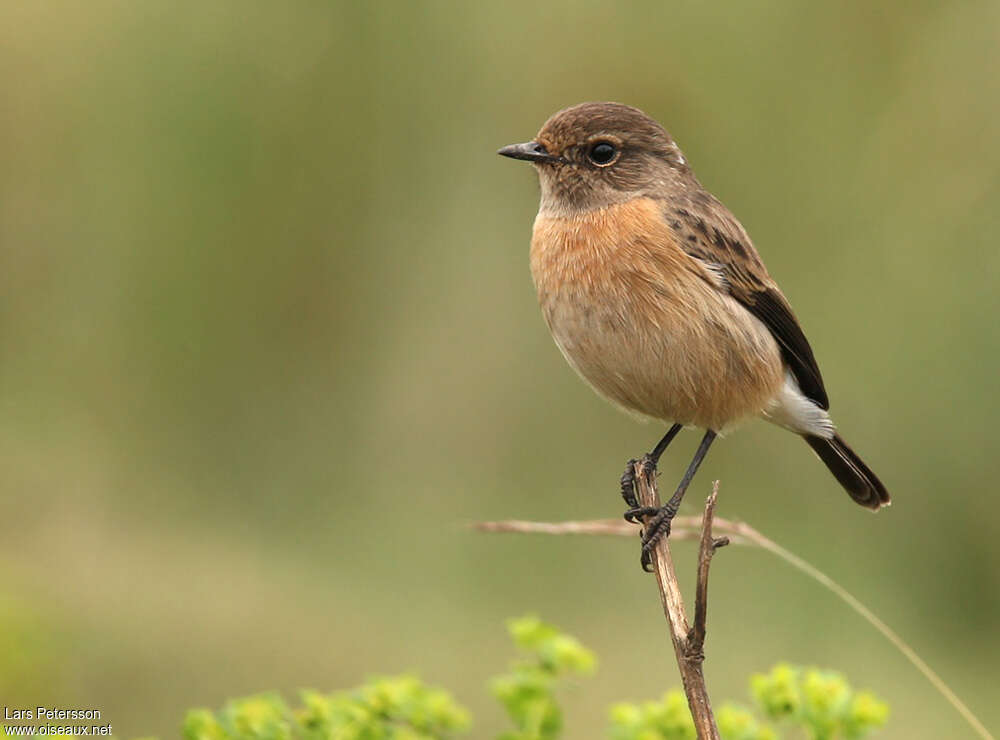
[624, 505, 660, 524]
[621, 453, 658, 518]
[621, 454, 656, 512]
[622, 453, 678, 570]
[620, 458, 640, 510]
[638, 501, 679, 572]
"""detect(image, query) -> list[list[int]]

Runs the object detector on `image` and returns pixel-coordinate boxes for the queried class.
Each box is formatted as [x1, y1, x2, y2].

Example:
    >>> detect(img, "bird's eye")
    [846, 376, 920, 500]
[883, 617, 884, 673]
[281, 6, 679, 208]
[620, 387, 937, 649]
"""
[588, 141, 618, 166]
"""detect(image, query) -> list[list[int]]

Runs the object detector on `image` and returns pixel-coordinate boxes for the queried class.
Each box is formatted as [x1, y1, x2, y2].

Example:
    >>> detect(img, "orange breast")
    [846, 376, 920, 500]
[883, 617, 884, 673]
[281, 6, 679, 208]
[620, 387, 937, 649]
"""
[530, 198, 785, 431]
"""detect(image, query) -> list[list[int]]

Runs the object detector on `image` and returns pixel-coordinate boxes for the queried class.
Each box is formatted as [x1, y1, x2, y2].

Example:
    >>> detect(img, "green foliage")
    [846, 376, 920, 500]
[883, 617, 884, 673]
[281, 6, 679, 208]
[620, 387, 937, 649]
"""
[175, 619, 886, 740]
[608, 691, 697, 740]
[607, 661, 886, 740]
[491, 616, 597, 740]
[608, 691, 778, 740]
[183, 677, 470, 740]
[751, 664, 889, 740]
[715, 705, 777, 740]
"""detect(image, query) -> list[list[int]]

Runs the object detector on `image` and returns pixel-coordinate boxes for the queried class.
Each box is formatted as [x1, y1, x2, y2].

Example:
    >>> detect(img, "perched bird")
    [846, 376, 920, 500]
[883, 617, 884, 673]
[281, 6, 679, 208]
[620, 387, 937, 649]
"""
[498, 102, 889, 569]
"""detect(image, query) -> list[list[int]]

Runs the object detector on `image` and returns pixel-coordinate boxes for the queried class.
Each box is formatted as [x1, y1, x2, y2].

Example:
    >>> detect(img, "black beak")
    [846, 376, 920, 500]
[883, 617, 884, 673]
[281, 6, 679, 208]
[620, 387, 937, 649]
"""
[497, 141, 558, 163]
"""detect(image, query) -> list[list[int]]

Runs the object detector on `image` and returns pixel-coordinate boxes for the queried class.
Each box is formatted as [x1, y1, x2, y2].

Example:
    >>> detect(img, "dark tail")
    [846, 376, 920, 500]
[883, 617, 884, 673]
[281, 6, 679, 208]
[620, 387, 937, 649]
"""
[804, 434, 890, 510]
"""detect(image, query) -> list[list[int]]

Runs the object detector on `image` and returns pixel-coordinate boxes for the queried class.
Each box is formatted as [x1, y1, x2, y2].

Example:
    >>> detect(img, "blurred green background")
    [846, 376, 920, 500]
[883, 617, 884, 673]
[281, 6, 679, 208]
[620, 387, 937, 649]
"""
[1, 1, 998, 737]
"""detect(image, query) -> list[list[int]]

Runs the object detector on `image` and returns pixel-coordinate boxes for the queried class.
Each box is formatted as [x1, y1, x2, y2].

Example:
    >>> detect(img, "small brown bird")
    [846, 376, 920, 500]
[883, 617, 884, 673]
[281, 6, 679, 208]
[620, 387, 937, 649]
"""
[499, 102, 889, 568]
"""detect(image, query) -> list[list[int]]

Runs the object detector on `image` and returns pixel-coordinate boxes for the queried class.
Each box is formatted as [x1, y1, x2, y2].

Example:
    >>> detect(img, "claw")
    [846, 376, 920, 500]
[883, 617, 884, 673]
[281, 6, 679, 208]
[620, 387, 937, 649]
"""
[641, 548, 653, 572]
[621, 425, 703, 573]
[637, 503, 678, 571]
[620, 459, 639, 508]
[623, 505, 659, 524]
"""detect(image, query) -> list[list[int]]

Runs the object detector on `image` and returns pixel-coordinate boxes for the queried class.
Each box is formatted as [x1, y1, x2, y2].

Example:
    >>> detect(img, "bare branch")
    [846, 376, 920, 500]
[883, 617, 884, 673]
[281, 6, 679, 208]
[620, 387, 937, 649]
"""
[689, 481, 729, 658]
[476, 498, 995, 740]
[473, 517, 699, 541]
[472, 515, 751, 545]
[475, 475, 730, 739]
[631, 463, 720, 740]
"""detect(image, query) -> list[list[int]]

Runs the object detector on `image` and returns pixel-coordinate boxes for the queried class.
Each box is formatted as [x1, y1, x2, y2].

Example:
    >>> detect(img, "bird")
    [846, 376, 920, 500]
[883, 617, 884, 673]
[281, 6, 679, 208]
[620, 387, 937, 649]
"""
[498, 102, 889, 569]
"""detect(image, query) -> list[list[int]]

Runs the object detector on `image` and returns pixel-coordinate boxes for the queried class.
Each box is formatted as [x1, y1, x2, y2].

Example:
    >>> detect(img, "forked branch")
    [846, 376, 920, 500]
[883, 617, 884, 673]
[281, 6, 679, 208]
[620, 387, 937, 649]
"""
[477, 474, 729, 739]
[476, 489, 996, 740]
[690, 483, 729, 659]
[630, 464, 723, 740]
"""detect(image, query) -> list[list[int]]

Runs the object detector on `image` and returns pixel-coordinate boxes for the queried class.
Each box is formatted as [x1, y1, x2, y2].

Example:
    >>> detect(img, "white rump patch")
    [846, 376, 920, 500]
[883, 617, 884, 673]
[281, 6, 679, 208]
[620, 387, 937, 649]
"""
[763, 372, 835, 438]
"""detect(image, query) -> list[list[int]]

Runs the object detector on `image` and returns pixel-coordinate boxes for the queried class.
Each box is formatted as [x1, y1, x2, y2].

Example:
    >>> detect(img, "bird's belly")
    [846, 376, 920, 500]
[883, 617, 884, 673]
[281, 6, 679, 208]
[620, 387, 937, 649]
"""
[537, 275, 785, 432]
[530, 198, 786, 431]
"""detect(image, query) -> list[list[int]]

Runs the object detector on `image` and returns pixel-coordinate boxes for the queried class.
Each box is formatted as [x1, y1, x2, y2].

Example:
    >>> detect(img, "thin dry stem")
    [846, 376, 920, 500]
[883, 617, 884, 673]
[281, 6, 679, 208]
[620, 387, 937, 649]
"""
[475, 501, 996, 740]
[690, 481, 729, 657]
[475, 477, 727, 738]
[630, 464, 722, 740]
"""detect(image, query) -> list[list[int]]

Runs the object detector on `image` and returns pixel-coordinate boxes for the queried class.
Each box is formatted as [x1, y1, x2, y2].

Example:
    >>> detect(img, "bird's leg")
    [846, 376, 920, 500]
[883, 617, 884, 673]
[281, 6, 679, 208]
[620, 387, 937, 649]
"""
[639, 429, 717, 571]
[622, 423, 683, 519]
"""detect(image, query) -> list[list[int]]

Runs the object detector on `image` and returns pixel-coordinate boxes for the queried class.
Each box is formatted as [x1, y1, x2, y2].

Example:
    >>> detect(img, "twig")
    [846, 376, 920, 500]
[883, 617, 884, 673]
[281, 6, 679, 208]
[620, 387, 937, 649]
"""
[474, 518, 653, 537]
[472, 515, 752, 546]
[690, 482, 729, 658]
[630, 462, 721, 739]
[475, 517, 698, 541]
[475, 505, 996, 740]
[474, 477, 727, 737]
[726, 521, 996, 740]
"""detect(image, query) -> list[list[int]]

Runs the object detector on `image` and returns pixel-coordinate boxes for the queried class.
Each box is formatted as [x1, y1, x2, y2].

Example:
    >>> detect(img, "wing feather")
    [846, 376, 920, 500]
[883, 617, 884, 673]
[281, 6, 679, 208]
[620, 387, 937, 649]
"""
[661, 193, 830, 410]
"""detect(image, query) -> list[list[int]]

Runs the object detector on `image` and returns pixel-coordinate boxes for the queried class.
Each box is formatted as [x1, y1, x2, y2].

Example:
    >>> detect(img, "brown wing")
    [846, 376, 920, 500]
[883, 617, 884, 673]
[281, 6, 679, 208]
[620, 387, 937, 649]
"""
[660, 192, 830, 410]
